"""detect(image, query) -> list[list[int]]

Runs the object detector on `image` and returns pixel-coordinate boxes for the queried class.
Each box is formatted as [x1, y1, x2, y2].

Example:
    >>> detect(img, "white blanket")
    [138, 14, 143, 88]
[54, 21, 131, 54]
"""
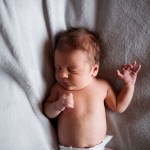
[0, 0, 149, 150]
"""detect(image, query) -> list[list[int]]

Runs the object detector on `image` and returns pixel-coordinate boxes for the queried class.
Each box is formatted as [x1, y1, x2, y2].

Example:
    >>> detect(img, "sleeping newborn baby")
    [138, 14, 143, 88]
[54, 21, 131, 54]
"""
[43, 27, 141, 150]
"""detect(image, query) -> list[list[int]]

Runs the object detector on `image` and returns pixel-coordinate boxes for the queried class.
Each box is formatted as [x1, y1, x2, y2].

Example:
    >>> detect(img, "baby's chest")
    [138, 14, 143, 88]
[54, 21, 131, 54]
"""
[59, 85, 106, 116]
[66, 91, 105, 117]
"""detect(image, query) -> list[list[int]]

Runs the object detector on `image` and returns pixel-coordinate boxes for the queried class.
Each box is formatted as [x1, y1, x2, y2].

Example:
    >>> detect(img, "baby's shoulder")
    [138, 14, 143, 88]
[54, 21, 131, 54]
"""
[95, 78, 111, 88]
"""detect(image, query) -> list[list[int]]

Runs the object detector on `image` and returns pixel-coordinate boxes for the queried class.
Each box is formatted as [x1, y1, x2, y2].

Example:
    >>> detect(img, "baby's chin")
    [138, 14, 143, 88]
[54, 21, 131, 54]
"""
[62, 85, 79, 91]
[61, 84, 90, 91]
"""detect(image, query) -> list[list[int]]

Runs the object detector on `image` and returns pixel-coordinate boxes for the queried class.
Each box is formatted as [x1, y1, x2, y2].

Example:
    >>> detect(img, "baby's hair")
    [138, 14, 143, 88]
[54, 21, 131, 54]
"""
[55, 27, 101, 65]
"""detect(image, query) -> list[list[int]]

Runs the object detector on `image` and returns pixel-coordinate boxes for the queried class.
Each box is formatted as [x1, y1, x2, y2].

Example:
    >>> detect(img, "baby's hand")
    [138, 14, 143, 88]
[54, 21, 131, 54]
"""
[116, 61, 141, 84]
[55, 93, 74, 112]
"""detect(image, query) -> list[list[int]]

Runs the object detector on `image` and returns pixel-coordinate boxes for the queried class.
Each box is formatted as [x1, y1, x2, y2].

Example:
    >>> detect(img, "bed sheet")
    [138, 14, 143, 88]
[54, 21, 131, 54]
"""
[0, 0, 150, 150]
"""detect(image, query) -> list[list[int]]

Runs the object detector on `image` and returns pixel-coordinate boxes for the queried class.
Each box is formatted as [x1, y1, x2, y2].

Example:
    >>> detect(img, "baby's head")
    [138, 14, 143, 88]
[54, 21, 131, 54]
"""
[54, 27, 101, 90]
[55, 27, 101, 66]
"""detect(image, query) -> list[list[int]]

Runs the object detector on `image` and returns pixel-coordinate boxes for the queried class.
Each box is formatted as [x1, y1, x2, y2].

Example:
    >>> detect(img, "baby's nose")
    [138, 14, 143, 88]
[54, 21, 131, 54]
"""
[60, 70, 69, 78]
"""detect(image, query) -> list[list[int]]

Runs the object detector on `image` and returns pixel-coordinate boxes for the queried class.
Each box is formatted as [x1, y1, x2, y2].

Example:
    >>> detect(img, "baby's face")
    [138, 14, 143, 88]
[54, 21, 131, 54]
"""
[55, 49, 98, 90]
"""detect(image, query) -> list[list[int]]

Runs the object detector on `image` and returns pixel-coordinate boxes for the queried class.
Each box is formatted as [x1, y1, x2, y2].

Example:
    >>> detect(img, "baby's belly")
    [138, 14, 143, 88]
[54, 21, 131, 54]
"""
[58, 107, 107, 148]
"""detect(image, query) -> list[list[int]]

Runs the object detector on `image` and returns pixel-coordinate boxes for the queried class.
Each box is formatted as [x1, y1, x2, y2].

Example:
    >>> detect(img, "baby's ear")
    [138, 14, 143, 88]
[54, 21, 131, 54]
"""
[91, 64, 99, 77]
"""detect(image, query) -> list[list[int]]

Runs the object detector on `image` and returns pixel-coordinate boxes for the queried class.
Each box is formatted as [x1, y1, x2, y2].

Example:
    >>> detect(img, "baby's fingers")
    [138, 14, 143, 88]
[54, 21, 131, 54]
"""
[63, 94, 74, 108]
[63, 99, 74, 108]
[132, 60, 137, 67]
[131, 61, 141, 73]
[134, 64, 141, 73]
[116, 70, 124, 80]
[67, 93, 73, 98]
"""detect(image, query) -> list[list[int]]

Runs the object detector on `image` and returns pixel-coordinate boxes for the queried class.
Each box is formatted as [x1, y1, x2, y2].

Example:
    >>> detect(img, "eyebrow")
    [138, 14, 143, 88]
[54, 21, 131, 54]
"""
[69, 64, 82, 69]
[69, 66, 84, 72]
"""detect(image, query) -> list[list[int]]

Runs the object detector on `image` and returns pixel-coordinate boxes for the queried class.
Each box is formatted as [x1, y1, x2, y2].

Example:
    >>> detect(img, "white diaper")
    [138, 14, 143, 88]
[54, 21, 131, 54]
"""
[59, 135, 113, 150]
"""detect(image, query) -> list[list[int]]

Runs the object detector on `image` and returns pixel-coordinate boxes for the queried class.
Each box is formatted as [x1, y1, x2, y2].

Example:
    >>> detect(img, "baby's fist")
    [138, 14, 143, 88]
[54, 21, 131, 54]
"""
[55, 93, 74, 112]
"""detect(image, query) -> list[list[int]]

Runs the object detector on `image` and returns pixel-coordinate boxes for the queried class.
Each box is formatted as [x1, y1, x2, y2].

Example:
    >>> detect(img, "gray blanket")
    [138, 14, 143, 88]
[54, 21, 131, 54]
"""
[0, 0, 149, 150]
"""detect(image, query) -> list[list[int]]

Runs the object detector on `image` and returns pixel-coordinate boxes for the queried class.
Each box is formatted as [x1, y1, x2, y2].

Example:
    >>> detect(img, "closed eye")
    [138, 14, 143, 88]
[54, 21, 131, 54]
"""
[70, 70, 78, 73]
[68, 68, 79, 74]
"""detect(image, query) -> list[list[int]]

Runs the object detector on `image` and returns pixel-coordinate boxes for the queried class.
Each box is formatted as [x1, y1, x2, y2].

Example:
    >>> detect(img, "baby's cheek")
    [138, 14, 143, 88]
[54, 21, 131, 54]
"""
[55, 75, 60, 81]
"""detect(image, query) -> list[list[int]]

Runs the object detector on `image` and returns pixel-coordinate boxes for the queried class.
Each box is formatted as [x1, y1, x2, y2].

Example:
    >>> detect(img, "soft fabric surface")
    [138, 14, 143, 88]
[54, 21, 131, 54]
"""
[0, 0, 149, 150]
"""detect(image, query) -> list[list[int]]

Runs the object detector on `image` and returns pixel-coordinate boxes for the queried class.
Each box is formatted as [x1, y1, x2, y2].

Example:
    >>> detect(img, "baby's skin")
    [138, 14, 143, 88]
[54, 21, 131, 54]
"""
[44, 49, 141, 148]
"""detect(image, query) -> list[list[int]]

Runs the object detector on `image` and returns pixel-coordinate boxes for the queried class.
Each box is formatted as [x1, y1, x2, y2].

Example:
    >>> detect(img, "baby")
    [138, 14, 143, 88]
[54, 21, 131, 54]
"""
[43, 28, 141, 150]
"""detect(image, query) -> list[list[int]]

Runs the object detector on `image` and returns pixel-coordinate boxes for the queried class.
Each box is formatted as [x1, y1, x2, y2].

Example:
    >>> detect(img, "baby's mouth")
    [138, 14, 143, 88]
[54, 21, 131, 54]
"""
[61, 80, 70, 86]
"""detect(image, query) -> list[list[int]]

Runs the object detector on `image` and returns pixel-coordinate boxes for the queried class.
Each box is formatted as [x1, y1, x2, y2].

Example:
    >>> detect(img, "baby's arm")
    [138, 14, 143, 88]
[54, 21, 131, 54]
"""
[43, 84, 74, 118]
[105, 61, 141, 113]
